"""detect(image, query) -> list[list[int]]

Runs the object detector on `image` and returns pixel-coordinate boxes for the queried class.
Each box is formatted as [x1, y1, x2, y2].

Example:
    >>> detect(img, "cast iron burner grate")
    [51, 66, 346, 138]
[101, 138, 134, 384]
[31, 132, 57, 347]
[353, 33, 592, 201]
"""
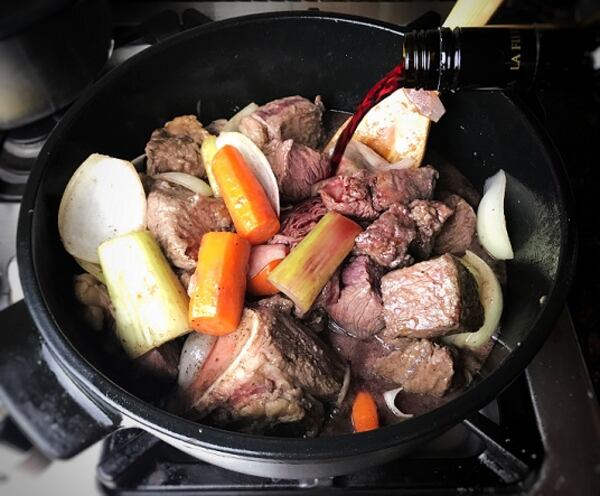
[96, 312, 600, 495]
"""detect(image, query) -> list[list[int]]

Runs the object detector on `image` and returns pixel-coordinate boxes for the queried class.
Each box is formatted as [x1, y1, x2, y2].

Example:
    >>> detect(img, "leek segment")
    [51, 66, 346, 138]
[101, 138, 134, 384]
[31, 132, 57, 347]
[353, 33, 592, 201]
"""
[268, 212, 362, 314]
[98, 231, 190, 358]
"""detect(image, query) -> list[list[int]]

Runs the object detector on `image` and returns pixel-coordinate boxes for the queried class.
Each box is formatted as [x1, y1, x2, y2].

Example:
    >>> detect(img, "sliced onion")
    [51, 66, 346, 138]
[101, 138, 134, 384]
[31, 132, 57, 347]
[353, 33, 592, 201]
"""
[337, 365, 351, 407]
[222, 102, 259, 132]
[177, 332, 217, 390]
[153, 172, 213, 197]
[383, 387, 414, 419]
[216, 131, 280, 215]
[403, 89, 446, 122]
[248, 244, 288, 279]
[58, 153, 147, 264]
[444, 250, 503, 349]
[476, 169, 514, 260]
[387, 158, 417, 170]
[75, 257, 105, 284]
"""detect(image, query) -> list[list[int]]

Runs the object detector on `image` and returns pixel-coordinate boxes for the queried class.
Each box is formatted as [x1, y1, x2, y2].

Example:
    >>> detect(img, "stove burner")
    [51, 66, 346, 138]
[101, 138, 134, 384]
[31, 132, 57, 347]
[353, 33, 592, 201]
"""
[0, 115, 61, 201]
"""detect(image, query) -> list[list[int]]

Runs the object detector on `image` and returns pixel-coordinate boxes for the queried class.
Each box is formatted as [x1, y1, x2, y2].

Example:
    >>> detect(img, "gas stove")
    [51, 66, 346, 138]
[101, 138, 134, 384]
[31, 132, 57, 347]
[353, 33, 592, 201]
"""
[0, 2, 599, 495]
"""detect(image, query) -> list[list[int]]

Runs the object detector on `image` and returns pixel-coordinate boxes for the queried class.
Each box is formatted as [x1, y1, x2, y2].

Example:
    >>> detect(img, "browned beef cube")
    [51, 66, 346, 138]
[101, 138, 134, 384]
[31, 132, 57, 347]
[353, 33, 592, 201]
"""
[134, 341, 181, 383]
[354, 205, 416, 268]
[163, 115, 210, 145]
[145, 115, 209, 177]
[373, 338, 454, 397]
[147, 180, 233, 271]
[409, 199, 454, 259]
[264, 139, 331, 202]
[178, 308, 346, 435]
[239, 95, 324, 149]
[433, 194, 477, 255]
[319, 173, 379, 220]
[371, 165, 438, 211]
[380, 254, 483, 339]
[269, 198, 328, 248]
[326, 256, 384, 339]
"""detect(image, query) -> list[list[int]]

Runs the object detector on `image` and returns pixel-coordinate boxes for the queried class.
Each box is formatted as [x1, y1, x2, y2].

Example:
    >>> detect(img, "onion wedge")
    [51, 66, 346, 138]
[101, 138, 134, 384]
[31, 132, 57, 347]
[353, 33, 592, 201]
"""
[216, 132, 280, 215]
[222, 102, 259, 132]
[153, 172, 212, 196]
[383, 387, 414, 420]
[177, 332, 217, 390]
[58, 153, 146, 264]
[444, 250, 503, 349]
[476, 169, 514, 260]
[75, 257, 105, 284]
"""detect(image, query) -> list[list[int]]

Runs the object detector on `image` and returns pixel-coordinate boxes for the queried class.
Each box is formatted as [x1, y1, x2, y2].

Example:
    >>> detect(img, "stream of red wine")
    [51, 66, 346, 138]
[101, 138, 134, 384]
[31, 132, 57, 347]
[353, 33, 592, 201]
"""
[330, 62, 405, 170]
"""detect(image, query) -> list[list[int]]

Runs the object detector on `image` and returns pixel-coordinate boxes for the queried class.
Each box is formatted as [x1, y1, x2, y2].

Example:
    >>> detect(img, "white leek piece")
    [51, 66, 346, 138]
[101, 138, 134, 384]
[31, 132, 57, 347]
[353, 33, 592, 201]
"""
[98, 231, 190, 358]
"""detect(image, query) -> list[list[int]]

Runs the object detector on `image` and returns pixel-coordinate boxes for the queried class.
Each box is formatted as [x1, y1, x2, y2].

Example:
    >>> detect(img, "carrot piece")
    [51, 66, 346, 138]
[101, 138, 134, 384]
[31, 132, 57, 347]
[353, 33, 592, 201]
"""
[212, 145, 280, 244]
[352, 391, 380, 433]
[189, 232, 251, 336]
[247, 259, 283, 296]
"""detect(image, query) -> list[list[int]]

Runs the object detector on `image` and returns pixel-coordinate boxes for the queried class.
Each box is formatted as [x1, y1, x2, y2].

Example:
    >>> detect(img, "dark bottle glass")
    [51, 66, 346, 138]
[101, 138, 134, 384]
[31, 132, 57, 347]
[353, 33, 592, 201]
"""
[402, 26, 599, 91]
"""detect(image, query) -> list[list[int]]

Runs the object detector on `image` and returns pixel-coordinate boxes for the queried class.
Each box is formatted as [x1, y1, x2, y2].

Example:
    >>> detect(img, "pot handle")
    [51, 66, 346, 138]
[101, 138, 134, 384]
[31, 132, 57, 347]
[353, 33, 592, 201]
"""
[0, 301, 121, 459]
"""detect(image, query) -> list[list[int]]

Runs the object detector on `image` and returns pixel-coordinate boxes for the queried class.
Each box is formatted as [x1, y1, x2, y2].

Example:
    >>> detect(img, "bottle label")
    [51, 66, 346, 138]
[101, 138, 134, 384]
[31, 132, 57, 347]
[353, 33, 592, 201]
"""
[510, 30, 521, 71]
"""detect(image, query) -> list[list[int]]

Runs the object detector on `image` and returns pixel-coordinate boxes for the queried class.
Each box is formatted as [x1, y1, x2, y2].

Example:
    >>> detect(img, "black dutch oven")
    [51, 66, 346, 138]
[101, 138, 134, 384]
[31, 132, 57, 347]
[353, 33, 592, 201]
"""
[0, 12, 576, 478]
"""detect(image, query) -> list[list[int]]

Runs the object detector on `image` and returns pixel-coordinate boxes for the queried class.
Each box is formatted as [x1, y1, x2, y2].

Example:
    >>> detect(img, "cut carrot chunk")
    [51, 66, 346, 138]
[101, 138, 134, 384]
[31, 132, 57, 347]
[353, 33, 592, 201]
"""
[352, 391, 379, 433]
[212, 145, 280, 244]
[189, 232, 250, 336]
[247, 259, 282, 296]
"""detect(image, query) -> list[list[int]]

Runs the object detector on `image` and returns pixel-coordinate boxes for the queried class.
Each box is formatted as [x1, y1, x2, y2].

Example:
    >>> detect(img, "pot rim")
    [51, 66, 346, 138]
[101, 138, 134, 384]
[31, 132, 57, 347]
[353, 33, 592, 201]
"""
[17, 11, 577, 461]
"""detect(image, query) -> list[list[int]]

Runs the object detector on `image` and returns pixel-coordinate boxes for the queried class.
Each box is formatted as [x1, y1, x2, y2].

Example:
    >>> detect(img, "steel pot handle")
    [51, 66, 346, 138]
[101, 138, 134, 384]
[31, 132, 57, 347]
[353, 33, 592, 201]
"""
[0, 301, 120, 459]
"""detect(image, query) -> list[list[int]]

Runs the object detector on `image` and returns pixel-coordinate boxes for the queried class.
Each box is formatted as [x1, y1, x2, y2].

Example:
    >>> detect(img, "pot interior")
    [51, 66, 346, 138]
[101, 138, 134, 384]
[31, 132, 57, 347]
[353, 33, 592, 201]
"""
[25, 13, 569, 446]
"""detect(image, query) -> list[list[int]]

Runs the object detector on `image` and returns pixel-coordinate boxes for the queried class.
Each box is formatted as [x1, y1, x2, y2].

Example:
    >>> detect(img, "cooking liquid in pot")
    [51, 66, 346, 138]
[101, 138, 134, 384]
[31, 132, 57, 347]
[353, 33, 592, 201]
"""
[330, 63, 405, 169]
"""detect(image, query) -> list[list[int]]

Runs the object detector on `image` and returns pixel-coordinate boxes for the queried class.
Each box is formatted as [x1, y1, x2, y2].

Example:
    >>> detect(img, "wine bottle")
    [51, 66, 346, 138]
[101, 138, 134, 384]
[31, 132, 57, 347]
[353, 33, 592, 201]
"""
[402, 26, 599, 91]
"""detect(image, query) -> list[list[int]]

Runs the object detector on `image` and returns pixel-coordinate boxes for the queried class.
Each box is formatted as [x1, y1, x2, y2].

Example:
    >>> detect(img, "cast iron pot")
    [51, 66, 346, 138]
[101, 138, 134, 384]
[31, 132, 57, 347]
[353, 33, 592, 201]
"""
[1, 12, 576, 478]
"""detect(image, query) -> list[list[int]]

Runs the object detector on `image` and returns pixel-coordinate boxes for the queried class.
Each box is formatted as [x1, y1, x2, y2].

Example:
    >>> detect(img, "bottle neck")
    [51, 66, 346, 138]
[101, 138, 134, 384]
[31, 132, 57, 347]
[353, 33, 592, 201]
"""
[403, 26, 598, 91]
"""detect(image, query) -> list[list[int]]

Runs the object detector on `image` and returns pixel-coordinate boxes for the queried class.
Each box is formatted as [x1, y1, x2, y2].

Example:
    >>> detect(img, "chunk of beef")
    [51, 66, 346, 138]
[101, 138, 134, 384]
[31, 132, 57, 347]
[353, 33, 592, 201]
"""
[178, 308, 346, 435]
[354, 205, 416, 268]
[145, 115, 209, 177]
[319, 172, 378, 220]
[163, 115, 210, 145]
[134, 340, 181, 383]
[380, 254, 483, 340]
[373, 338, 454, 397]
[327, 331, 392, 387]
[239, 96, 324, 149]
[73, 273, 114, 331]
[409, 199, 454, 259]
[264, 139, 331, 202]
[326, 256, 384, 338]
[371, 165, 438, 211]
[269, 198, 327, 248]
[147, 180, 233, 271]
[433, 157, 481, 208]
[257, 294, 295, 315]
[433, 194, 477, 255]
